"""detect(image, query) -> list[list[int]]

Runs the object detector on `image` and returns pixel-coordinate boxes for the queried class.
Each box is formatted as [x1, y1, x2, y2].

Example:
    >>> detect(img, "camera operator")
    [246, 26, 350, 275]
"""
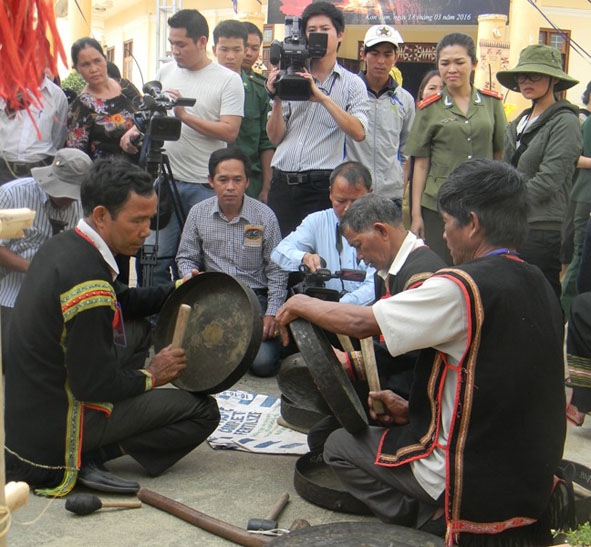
[121, 9, 244, 285]
[266, 1, 369, 237]
[271, 161, 375, 305]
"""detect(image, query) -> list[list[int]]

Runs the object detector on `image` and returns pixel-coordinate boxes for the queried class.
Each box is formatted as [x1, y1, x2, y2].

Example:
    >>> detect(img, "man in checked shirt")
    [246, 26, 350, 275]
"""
[176, 147, 288, 377]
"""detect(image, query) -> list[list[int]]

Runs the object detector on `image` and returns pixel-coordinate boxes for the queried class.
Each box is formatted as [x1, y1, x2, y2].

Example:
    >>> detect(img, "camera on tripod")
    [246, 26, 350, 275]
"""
[269, 16, 327, 101]
[133, 80, 196, 144]
[291, 258, 366, 302]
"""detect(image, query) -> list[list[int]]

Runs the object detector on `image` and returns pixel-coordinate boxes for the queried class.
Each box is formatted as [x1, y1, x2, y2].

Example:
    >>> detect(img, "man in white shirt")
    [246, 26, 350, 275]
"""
[121, 9, 244, 285]
[276, 159, 566, 544]
[0, 74, 68, 184]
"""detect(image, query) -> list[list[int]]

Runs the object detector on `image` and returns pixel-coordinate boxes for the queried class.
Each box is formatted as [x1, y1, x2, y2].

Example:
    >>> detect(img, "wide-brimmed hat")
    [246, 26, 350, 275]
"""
[32, 149, 92, 200]
[364, 25, 403, 50]
[496, 44, 579, 92]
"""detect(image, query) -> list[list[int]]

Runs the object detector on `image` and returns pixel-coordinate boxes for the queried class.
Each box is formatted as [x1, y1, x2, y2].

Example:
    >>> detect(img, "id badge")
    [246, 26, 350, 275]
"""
[112, 302, 127, 347]
[244, 225, 264, 248]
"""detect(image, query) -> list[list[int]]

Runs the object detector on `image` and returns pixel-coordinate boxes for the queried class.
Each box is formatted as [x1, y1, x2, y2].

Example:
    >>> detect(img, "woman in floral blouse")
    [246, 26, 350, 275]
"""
[66, 38, 139, 161]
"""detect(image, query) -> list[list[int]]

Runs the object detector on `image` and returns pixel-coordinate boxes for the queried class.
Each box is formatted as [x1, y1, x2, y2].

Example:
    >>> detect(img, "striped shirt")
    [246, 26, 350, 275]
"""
[176, 195, 288, 315]
[0, 178, 82, 307]
[271, 63, 369, 171]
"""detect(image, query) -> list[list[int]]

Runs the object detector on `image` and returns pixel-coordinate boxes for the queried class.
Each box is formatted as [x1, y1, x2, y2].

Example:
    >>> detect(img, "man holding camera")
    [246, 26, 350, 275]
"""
[266, 1, 369, 237]
[122, 9, 244, 285]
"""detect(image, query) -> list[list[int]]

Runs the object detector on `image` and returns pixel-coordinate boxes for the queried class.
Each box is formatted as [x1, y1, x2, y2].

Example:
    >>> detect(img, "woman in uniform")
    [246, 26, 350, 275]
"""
[407, 33, 506, 265]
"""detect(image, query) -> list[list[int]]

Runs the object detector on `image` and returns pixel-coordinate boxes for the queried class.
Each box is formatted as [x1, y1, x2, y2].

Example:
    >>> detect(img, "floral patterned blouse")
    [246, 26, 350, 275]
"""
[66, 81, 139, 160]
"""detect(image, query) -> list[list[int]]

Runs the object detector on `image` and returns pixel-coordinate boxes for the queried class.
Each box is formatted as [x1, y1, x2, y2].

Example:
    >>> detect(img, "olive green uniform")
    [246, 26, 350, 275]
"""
[235, 70, 275, 199]
[406, 87, 506, 211]
[405, 87, 506, 264]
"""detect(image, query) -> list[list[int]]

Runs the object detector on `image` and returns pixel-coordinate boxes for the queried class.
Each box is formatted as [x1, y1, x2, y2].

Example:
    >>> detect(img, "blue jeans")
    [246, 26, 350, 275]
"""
[251, 293, 282, 377]
[146, 179, 214, 286]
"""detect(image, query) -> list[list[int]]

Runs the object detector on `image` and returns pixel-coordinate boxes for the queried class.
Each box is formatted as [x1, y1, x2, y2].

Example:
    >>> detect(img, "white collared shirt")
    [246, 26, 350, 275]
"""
[76, 219, 119, 280]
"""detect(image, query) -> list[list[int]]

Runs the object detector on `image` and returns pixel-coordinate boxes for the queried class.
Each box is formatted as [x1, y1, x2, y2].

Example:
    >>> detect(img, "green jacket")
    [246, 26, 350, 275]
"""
[503, 100, 582, 229]
[406, 87, 506, 211]
[234, 70, 275, 199]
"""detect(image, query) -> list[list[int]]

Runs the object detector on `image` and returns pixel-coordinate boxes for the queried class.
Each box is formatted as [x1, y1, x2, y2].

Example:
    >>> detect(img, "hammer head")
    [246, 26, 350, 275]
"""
[246, 517, 278, 531]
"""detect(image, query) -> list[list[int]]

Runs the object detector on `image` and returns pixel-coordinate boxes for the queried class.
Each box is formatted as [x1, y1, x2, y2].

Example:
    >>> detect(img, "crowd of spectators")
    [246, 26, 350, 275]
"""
[2, 3, 591, 544]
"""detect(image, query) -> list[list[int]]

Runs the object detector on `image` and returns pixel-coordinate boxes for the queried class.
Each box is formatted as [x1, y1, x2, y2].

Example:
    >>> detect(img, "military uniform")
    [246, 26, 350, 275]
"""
[406, 87, 506, 212]
[406, 87, 506, 264]
[235, 70, 275, 199]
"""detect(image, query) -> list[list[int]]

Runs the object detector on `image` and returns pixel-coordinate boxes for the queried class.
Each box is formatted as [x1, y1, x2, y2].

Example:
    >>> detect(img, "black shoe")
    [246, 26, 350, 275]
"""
[418, 514, 446, 537]
[77, 462, 140, 494]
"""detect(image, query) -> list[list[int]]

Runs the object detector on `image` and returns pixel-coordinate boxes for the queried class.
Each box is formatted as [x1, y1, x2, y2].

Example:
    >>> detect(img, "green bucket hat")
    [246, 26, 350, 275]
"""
[496, 44, 579, 92]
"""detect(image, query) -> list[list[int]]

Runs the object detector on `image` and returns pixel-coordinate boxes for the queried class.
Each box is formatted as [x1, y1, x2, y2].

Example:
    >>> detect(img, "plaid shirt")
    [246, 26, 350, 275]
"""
[176, 195, 287, 315]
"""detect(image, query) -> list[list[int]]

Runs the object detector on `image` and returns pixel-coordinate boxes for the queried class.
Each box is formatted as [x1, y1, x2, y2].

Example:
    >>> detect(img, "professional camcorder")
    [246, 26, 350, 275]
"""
[133, 80, 196, 143]
[269, 16, 327, 101]
[292, 258, 366, 302]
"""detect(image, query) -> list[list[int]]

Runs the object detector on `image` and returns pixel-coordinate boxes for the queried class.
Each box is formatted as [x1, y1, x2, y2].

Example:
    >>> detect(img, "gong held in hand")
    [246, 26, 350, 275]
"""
[154, 273, 263, 393]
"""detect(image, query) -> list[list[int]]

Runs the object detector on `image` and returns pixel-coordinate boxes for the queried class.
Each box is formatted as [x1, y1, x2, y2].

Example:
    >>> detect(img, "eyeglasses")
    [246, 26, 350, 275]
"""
[516, 73, 545, 84]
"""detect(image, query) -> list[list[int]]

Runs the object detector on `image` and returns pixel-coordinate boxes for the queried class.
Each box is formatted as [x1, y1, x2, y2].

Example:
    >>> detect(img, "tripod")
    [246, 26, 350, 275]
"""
[138, 135, 186, 287]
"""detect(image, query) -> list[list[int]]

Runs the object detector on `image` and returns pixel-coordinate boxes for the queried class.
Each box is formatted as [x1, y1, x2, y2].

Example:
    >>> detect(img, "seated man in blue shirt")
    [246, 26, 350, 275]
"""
[271, 161, 375, 305]
[176, 147, 288, 376]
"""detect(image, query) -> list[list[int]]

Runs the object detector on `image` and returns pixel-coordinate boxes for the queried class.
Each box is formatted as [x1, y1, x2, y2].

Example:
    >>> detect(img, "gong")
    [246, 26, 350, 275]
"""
[294, 451, 372, 516]
[268, 521, 444, 546]
[277, 353, 332, 415]
[289, 319, 368, 434]
[154, 272, 263, 393]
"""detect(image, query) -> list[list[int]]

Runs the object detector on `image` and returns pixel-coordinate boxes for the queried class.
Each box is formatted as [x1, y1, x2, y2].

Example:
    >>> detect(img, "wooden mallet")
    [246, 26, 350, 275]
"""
[171, 303, 192, 348]
[246, 491, 290, 531]
[360, 337, 385, 414]
[65, 493, 141, 516]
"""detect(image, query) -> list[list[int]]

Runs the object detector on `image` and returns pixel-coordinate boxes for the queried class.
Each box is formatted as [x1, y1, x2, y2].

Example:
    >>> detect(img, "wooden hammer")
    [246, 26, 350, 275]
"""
[246, 492, 290, 531]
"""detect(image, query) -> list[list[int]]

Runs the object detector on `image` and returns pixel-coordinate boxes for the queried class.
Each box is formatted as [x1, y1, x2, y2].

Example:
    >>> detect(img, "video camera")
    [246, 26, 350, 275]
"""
[291, 258, 366, 302]
[133, 80, 196, 144]
[269, 16, 327, 101]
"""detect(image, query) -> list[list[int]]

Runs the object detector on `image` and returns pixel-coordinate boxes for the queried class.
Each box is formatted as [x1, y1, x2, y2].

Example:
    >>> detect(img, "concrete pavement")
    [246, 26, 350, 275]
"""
[8, 373, 591, 546]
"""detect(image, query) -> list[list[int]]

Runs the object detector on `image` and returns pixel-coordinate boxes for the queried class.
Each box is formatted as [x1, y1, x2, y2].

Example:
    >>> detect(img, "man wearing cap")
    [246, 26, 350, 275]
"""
[497, 44, 581, 298]
[346, 25, 415, 207]
[0, 148, 90, 364]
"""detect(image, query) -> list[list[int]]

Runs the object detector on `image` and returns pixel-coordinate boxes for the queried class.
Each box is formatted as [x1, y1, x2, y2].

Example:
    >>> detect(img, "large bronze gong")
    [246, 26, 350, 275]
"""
[154, 272, 263, 393]
[289, 319, 368, 434]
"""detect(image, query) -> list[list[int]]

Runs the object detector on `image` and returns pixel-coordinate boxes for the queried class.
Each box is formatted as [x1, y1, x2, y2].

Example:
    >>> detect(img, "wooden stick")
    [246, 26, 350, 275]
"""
[137, 488, 271, 547]
[265, 492, 289, 521]
[100, 500, 142, 509]
[359, 337, 385, 414]
[336, 333, 355, 353]
[171, 304, 191, 349]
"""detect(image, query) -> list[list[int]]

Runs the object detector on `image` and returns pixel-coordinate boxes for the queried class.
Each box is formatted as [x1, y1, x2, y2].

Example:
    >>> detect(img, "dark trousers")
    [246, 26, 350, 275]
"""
[83, 318, 220, 476]
[324, 426, 441, 528]
[268, 172, 332, 237]
[566, 293, 591, 414]
[82, 389, 220, 476]
[421, 207, 452, 266]
[518, 229, 562, 299]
